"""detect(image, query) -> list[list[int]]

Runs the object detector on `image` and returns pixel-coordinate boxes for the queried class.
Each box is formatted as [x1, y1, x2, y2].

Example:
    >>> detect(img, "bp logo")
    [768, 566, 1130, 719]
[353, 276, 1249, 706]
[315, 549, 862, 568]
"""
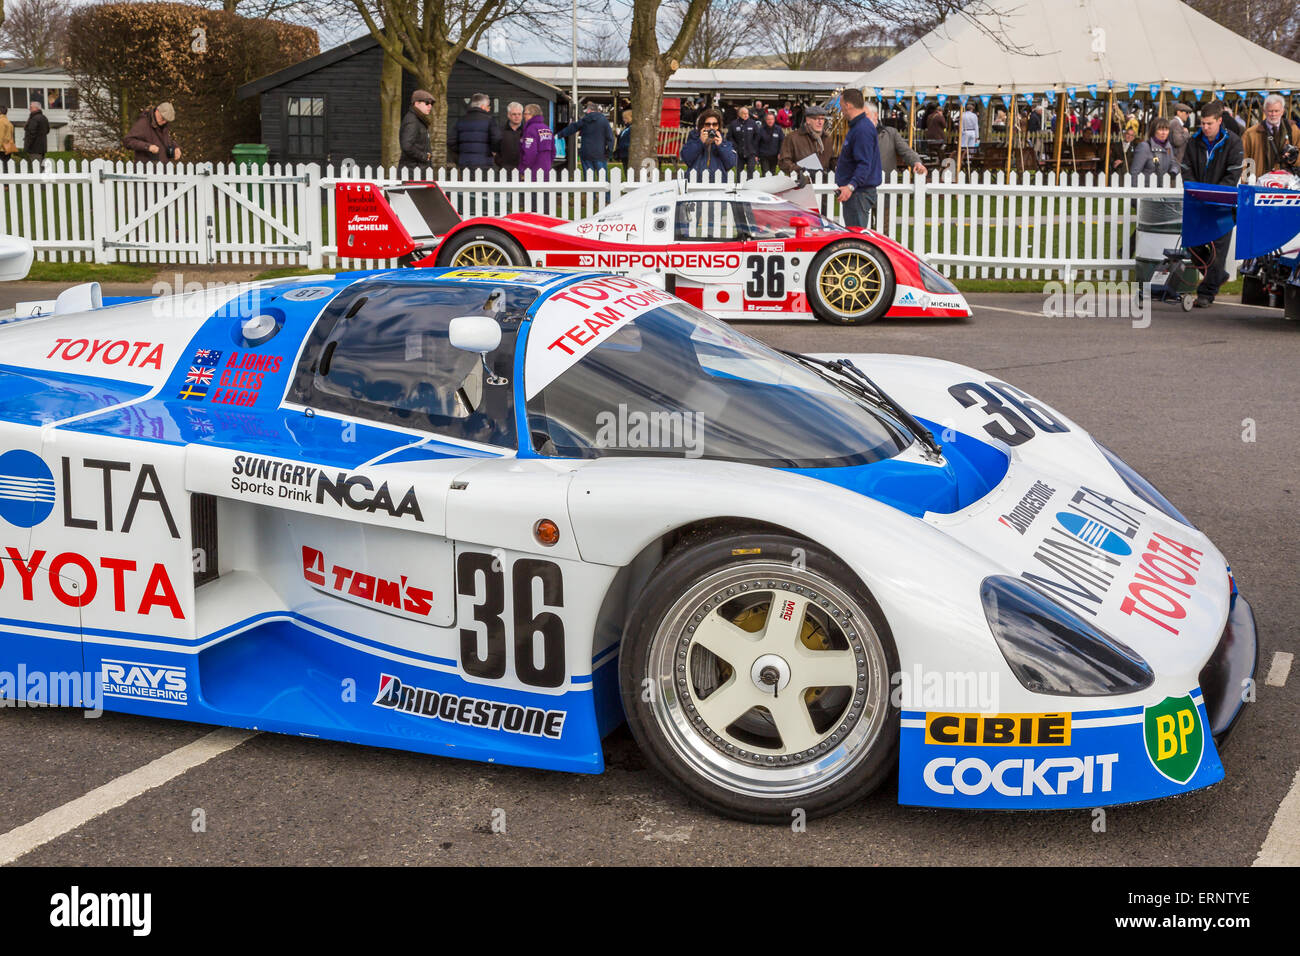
[0, 449, 56, 528]
[1055, 512, 1133, 556]
[1143, 695, 1204, 784]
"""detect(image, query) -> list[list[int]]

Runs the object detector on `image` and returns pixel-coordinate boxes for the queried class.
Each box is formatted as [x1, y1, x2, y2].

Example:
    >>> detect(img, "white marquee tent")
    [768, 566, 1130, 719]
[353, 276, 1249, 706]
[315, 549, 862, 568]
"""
[852, 0, 1300, 97]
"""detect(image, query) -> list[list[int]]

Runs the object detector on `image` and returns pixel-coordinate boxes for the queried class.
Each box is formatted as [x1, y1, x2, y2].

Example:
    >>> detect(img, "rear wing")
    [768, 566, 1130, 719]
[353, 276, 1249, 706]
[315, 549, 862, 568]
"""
[1182, 181, 1300, 259]
[335, 181, 461, 261]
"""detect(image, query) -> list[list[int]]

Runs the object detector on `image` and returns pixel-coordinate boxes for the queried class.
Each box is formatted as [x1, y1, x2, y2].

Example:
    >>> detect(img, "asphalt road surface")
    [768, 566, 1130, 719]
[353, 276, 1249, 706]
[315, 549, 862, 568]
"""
[0, 286, 1296, 866]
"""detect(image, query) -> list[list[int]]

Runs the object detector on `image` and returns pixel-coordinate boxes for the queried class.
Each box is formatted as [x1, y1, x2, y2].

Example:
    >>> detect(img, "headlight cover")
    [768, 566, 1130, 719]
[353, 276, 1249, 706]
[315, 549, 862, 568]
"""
[982, 575, 1155, 696]
[1094, 440, 1194, 528]
[918, 259, 958, 294]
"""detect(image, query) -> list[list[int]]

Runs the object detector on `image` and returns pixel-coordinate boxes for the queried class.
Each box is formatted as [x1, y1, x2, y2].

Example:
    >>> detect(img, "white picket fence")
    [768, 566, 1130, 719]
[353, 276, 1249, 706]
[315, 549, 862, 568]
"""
[0, 158, 1184, 279]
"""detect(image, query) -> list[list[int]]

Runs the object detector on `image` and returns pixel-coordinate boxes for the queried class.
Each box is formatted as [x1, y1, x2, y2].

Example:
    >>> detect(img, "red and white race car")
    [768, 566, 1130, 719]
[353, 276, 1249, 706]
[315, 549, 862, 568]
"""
[335, 176, 971, 325]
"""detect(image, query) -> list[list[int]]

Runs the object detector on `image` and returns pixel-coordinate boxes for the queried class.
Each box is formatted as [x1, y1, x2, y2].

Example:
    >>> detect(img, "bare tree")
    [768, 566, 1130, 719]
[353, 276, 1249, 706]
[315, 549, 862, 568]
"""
[1184, 0, 1300, 61]
[752, 0, 837, 70]
[349, 0, 602, 166]
[579, 26, 626, 67]
[658, 0, 759, 68]
[0, 0, 69, 67]
[627, 0, 709, 168]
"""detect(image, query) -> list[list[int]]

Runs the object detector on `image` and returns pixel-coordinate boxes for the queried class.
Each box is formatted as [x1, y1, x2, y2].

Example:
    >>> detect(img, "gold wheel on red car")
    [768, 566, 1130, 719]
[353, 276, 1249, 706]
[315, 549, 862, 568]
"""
[434, 228, 528, 269]
[807, 240, 894, 325]
[451, 240, 514, 267]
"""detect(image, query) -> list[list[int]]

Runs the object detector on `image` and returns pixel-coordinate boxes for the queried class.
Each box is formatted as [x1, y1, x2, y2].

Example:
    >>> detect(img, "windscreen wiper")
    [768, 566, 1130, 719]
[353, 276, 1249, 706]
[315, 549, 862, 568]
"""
[780, 350, 944, 461]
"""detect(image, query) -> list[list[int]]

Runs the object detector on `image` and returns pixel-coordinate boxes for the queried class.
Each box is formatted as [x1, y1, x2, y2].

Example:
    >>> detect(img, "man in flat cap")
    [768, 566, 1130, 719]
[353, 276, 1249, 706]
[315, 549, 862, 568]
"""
[778, 104, 836, 175]
[401, 89, 435, 170]
[124, 102, 181, 163]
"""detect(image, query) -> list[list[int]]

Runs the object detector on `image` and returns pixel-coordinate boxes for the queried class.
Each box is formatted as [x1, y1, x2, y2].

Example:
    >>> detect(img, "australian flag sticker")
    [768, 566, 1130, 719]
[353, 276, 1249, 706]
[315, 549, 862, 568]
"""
[177, 348, 223, 401]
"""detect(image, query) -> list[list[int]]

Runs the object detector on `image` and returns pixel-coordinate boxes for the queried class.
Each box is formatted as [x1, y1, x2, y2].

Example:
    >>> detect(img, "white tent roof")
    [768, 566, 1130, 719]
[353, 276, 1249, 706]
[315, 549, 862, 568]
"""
[853, 0, 1300, 96]
[520, 65, 858, 96]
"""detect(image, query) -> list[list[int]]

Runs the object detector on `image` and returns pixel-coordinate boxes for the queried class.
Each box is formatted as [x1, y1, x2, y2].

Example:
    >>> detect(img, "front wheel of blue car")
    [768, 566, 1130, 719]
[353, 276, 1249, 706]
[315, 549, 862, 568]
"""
[620, 532, 899, 822]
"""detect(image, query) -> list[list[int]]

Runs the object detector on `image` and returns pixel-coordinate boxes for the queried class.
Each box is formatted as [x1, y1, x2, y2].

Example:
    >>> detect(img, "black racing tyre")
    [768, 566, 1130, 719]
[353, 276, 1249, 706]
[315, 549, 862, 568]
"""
[806, 239, 895, 325]
[620, 530, 899, 823]
[1241, 272, 1270, 306]
[434, 228, 527, 268]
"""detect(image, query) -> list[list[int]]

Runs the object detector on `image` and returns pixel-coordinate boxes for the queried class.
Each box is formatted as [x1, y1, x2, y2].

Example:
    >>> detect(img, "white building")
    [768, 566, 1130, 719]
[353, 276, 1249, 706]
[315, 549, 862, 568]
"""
[0, 64, 92, 152]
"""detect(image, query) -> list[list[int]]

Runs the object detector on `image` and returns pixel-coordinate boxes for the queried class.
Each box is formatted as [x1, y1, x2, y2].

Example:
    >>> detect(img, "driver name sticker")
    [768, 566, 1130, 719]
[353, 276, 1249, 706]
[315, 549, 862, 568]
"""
[526, 276, 678, 398]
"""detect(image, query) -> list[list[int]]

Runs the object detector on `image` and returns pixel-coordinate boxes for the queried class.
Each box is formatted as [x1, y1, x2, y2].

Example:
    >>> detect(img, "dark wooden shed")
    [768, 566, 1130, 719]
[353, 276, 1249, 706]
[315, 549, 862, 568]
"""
[236, 36, 566, 167]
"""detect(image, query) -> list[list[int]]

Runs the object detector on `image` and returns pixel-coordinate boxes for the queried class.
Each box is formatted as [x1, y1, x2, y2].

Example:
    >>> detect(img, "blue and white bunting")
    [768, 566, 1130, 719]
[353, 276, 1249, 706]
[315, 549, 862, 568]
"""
[1149, 83, 1160, 98]
[1087, 83, 1098, 98]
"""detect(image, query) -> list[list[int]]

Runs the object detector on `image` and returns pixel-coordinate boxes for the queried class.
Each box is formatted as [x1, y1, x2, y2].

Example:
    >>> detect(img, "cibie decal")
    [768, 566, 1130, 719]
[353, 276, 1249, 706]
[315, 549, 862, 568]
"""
[1143, 695, 1204, 784]
[373, 674, 565, 739]
[302, 545, 434, 620]
[101, 659, 188, 705]
[925, 712, 1071, 746]
[0, 449, 56, 528]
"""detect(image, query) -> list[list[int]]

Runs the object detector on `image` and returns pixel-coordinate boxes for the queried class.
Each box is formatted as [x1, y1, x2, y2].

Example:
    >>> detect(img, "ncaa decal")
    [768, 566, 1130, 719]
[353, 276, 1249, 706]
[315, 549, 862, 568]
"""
[101, 659, 188, 705]
[373, 674, 565, 739]
[0, 449, 56, 528]
[1143, 695, 1204, 783]
[231, 455, 423, 521]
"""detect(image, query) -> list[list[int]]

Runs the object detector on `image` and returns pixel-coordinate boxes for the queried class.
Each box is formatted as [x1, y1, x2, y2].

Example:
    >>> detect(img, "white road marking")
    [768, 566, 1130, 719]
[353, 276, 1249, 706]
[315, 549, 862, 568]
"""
[1266, 651, 1293, 687]
[1255, 767, 1300, 867]
[972, 304, 1047, 318]
[0, 728, 256, 866]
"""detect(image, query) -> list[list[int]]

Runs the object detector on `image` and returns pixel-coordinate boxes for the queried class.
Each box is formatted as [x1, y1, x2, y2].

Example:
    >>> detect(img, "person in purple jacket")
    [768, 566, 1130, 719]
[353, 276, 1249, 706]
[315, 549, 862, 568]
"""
[519, 104, 556, 212]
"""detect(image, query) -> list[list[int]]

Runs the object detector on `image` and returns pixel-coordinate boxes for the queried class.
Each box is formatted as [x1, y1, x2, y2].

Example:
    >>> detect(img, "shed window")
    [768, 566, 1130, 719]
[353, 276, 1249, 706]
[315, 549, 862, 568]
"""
[286, 95, 326, 158]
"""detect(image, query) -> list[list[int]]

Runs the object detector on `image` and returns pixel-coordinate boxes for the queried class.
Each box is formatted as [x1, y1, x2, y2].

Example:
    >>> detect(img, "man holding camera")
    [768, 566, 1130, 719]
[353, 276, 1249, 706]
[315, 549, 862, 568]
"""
[124, 102, 182, 164]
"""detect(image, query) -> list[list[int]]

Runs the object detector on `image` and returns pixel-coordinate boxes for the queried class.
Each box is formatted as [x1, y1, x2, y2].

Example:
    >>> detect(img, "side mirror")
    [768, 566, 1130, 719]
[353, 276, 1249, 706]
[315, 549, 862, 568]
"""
[789, 215, 811, 238]
[0, 235, 34, 282]
[449, 315, 502, 354]
[448, 315, 507, 386]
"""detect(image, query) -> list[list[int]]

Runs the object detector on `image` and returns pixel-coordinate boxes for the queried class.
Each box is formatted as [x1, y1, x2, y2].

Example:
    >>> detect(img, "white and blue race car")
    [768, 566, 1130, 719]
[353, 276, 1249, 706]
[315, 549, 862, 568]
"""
[0, 258, 1256, 821]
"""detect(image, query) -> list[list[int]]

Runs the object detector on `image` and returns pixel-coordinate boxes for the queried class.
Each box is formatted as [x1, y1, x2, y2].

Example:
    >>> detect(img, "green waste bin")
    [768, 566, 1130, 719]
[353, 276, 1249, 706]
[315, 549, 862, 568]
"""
[232, 143, 269, 171]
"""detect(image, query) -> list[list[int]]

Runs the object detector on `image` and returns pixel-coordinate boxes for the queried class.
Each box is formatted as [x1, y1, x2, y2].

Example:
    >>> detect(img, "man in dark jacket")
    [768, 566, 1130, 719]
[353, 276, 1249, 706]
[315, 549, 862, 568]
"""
[754, 111, 783, 174]
[449, 93, 501, 171]
[557, 101, 615, 174]
[865, 102, 925, 177]
[24, 101, 50, 161]
[835, 89, 882, 228]
[680, 109, 736, 180]
[122, 103, 180, 164]
[1180, 100, 1244, 307]
[400, 90, 434, 170]
[497, 102, 524, 171]
[727, 106, 760, 178]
